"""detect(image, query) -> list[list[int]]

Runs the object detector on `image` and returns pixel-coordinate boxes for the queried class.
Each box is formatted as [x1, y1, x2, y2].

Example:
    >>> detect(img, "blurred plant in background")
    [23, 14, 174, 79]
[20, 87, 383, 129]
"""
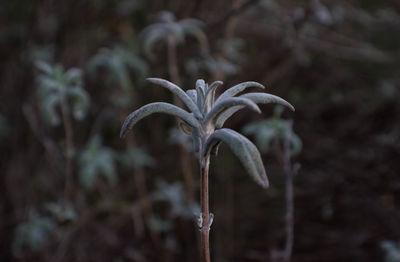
[12, 210, 56, 257]
[78, 135, 117, 190]
[87, 45, 148, 107]
[141, 11, 208, 61]
[2, 0, 400, 261]
[244, 105, 301, 262]
[243, 106, 302, 156]
[381, 240, 400, 262]
[36, 61, 90, 201]
[36, 61, 89, 126]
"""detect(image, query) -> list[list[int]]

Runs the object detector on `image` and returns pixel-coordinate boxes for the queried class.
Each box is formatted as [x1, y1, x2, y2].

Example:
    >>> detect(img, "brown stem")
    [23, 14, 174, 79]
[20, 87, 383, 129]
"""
[167, 34, 195, 201]
[200, 154, 211, 262]
[60, 93, 74, 202]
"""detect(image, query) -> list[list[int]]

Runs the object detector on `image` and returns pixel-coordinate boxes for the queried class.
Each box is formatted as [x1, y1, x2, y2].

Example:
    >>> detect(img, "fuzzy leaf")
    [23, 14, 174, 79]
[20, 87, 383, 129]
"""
[147, 78, 203, 119]
[120, 102, 199, 138]
[215, 81, 265, 103]
[195, 79, 206, 113]
[203, 128, 269, 188]
[216, 93, 295, 128]
[186, 89, 197, 103]
[205, 80, 223, 109]
[203, 97, 261, 123]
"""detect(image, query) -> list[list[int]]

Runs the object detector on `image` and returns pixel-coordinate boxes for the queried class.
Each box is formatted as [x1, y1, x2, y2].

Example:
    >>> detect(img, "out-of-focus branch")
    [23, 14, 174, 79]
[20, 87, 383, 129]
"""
[208, 0, 260, 28]
[22, 104, 64, 172]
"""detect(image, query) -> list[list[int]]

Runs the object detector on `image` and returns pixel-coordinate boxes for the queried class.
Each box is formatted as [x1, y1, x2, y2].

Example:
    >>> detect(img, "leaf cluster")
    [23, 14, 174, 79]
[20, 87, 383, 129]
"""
[121, 78, 294, 188]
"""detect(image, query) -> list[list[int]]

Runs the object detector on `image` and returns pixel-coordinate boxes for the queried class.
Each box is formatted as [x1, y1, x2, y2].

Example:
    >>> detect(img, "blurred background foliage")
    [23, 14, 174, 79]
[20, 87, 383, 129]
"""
[1, 0, 399, 261]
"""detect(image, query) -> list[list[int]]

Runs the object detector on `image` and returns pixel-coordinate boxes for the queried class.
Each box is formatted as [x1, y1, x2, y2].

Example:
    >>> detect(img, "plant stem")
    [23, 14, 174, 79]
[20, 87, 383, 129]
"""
[200, 154, 211, 262]
[60, 93, 74, 202]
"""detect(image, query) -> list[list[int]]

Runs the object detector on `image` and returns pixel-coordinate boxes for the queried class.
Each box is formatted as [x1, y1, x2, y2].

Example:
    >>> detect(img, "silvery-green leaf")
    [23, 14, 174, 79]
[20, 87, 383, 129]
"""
[205, 81, 223, 109]
[203, 97, 261, 123]
[120, 102, 200, 138]
[35, 61, 53, 75]
[42, 93, 61, 125]
[215, 93, 295, 128]
[78, 136, 117, 189]
[203, 128, 268, 188]
[186, 89, 197, 103]
[195, 79, 206, 113]
[37, 76, 59, 91]
[216, 81, 265, 103]
[65, 68, 82, 83]
[206, 81, 223, 97]
[141, 26, 169, 60]
[147, 78, 203, 119]
[65, 87, 90, 120]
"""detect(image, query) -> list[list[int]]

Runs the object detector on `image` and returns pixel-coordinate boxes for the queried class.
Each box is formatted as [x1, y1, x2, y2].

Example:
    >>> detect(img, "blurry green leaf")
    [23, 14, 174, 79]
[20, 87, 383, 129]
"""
[152, 179, 199, 219]
[87, 45, 148, 93]
[186, 56, 238, 77]
[381, 240, 400, 262]
[36, 60, 90, 125]
[243, 106, 302, 156]
[148, 215, 172, 232]
[140, 11, 208, 60]
[45, 202, 77, 222]
[78, 136, 117, 189]
[119, 147, 155, 169]
[12, 210, 56, 256]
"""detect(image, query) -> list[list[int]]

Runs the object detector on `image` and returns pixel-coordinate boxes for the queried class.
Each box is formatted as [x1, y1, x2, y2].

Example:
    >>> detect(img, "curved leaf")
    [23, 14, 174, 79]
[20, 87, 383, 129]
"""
[147, 78, 203, 119]
[206, 81, 223, 97]
[215, 93, 295, 128]
[141, 26, 169, 60]
[203, 128, 268, 188]
[205, 80, 223, 109]
[120, 102, 199, 138]
[215, 81, 265, 104]
[203, 97, 261, 123]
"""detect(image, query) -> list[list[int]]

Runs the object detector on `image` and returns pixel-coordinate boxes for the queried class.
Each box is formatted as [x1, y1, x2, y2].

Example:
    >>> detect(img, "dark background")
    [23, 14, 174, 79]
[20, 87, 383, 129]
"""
[1, 0, 400, 261]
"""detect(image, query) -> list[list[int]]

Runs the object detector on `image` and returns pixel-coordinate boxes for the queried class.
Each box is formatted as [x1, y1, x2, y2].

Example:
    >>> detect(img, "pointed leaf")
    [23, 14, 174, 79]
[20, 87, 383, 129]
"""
[147, 78, 203, 119]
[203, 128, 269, 188]
[120, 102, 199, 138]
[203, 97, 261, 123]
[216, 81, 265, 103]
[195, 79, 206, 113]
[215, 93, 295, 128]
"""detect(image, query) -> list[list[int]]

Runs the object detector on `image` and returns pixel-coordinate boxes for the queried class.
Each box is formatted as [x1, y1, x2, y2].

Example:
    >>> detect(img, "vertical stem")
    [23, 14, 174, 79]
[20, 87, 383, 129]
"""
[200, 154, 211, 262]
[60, 93, 74, 202]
